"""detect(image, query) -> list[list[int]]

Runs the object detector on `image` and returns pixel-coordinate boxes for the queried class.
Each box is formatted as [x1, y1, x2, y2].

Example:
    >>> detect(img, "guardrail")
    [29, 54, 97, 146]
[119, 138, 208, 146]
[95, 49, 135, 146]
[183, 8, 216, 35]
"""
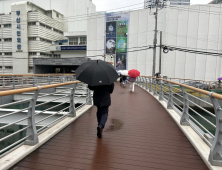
[136, 76, 222, 166]
[0, 74, 76, 89]
[164, 77, 220, 90]
[0, 81, 92, 157]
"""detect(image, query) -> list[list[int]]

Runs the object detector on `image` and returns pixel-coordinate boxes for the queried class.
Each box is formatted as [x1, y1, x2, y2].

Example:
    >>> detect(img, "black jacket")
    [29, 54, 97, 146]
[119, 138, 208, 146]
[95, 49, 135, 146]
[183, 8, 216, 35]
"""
[88, 83, 114, 107]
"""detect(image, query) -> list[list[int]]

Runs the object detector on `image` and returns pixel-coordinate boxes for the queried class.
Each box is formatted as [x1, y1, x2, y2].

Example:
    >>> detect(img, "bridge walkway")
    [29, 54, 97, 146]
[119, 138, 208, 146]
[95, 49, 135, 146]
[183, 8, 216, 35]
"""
[10, 83, 209, 170]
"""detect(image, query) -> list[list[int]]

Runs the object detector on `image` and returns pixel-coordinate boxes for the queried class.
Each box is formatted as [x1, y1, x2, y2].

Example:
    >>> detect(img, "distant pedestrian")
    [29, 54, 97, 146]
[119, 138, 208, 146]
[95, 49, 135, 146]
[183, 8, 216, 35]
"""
[88, 83, 114, 138]
[122, 75, 127, 86]
[119, 74, 123, 86]
[128, 76, 136, 92]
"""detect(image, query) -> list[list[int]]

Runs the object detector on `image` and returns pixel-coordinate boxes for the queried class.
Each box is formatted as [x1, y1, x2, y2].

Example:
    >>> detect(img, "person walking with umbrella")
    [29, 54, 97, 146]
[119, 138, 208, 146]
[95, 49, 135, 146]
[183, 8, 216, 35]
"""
[75, 60, 118, 138]
[128, 69, 140, 92]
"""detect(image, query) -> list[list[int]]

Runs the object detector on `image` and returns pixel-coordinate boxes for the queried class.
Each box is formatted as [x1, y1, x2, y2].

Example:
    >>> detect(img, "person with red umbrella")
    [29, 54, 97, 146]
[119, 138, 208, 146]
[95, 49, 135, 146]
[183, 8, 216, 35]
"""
[128, 69, 140, 92]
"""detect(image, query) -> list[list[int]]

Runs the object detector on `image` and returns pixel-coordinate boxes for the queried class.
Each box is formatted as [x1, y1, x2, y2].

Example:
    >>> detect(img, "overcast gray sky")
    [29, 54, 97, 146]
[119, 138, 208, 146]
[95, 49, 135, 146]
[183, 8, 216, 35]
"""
[93, 0, 213, 12]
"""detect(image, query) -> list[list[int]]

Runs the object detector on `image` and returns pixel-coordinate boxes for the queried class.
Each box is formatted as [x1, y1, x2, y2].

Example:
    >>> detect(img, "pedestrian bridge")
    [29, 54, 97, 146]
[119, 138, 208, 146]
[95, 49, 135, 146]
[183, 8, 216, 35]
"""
[0, 77, 222, 170]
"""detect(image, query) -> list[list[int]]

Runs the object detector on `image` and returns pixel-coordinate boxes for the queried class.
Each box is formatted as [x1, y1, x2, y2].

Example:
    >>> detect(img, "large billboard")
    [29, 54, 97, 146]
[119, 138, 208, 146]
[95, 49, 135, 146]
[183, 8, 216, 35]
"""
[105, 11, 129, 70]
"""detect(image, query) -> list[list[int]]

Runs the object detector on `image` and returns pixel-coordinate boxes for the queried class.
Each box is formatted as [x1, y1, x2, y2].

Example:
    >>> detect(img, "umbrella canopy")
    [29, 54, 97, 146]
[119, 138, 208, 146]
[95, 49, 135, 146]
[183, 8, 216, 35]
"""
[121, 70, 128, 76]
[218, 77, 222, 80]
[75, 60, 119, 86]
[128, 69, 140, 78]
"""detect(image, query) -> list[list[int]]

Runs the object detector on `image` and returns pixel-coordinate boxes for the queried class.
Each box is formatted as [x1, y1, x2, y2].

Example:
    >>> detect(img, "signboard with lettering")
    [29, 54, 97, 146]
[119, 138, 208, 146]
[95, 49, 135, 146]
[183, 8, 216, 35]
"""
[16, 10, 22, 52]
[55, 46, 86, 51]
[105, 11, 129, 70]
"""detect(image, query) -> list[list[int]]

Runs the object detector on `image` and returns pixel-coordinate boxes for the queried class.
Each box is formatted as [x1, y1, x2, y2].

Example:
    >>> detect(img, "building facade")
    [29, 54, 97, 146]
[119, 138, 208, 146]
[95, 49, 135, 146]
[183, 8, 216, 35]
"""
[0, 0, 95, 74]
[209, 0, 222, 4]
[88, 4, 222, 81]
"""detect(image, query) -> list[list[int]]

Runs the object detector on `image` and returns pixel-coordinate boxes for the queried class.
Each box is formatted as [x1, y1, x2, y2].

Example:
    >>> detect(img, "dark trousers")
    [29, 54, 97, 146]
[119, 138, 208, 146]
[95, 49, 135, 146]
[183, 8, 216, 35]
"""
[97, 106, 109, 129]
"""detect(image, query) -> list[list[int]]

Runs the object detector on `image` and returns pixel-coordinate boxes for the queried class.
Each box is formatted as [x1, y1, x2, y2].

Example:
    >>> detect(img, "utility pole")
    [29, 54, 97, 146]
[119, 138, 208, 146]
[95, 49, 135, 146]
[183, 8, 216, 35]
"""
[159, 31, 162, 74]
[152, 0, 159, 77]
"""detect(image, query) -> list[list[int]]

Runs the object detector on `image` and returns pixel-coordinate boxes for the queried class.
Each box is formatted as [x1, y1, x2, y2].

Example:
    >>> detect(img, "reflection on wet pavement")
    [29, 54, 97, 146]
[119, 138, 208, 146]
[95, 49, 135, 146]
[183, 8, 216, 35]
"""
[105, 119, 123, 132]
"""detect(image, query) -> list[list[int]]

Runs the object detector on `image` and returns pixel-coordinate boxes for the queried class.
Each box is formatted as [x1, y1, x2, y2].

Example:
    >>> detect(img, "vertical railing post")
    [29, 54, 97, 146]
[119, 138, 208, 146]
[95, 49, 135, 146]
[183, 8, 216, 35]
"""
[24, 86, 41, 145]
[12, 76, 15, 89]
[180, 86, 189, 125]
[69, 83, 77, 117]
[32, 75, 35, 87]
[142, 77, 145, 88]
[146, 78, 148, 90]
[3, 75, 5, 87]
[87, 88, 92, 105]
[21, 76, 23, 86]
[48, 75, 51, 84]
[136, 77, 138, 85]
[149, 78, 152, 92]
[159, 82, 164, 101]
[154, 79, 157, 95]
[208, 92, 222, 166]
[167, 82, 174, 109]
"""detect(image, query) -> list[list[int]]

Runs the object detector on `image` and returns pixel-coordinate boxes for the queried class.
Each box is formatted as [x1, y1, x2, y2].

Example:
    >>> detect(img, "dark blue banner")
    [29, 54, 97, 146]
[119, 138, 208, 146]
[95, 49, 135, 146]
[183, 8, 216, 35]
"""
[106, 21, 116, 38]
[61, 46, 86, 51]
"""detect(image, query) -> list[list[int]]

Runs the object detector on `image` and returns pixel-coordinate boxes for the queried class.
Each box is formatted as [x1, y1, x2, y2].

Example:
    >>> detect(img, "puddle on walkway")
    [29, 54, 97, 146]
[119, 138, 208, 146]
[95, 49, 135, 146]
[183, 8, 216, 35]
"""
[105, 119, 123, 132]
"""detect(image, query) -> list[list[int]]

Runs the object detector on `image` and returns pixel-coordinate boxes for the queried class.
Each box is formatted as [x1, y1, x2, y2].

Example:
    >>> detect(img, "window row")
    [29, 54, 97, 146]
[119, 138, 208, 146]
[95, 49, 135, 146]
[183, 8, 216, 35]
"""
[69, 37, 87, 45]
[40, 23, 52, 30]
[0, 38, 12, 42]
[53, 28, 63, 35]
[0, 66, 13, 69]
[40, 38, 52, 44]
[0, 24, 11, 28]
[40, 53, 52, 57]
[0, 52, 12, 56]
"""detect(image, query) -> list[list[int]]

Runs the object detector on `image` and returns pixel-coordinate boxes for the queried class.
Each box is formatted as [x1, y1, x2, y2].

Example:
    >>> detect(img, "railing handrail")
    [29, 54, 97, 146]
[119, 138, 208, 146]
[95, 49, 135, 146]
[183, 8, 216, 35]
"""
[0, 74, 75, 76]
[142, 76, 222, 100]
[0, 81, 80, 97]
[165, 76, 217, 83]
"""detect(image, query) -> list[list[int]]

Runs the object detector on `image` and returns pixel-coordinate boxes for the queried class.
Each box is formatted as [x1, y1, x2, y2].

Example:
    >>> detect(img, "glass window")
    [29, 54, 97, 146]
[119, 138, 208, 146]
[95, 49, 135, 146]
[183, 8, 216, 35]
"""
[80, 37, 87, 45]
[5, 66, 13, 69]
[54, 54, 61, 58]
[4, 38, 12, 42]
[28, 22, 36, 26]
[29, 52, 37, 55]
[4, 24, 11, 28]
[56, 13, 59, 18]
[5, 52, 12, 56]
[28, 37, 36, 41]
[69, 37, 78, 45]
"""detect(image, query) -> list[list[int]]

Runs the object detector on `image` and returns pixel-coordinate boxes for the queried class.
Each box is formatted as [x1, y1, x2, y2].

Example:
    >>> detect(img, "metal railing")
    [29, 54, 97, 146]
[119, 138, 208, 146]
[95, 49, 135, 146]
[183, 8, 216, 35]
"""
[0, 80, 92, 157]
[165, 77, 220, 90]
[0, 74, 76, 90]
[136, 76, 222, 167]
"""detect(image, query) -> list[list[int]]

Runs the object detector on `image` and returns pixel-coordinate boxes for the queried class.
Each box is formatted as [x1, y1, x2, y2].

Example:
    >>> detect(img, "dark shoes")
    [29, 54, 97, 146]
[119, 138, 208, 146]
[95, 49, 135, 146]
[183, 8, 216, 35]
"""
[97, 126, 102, 138]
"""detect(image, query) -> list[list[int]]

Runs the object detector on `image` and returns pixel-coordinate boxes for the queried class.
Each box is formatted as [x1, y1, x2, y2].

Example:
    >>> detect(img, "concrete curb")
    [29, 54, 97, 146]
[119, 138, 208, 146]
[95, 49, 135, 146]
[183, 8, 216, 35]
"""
[0, 104, 93, 170]
[137, 85, 222, 170]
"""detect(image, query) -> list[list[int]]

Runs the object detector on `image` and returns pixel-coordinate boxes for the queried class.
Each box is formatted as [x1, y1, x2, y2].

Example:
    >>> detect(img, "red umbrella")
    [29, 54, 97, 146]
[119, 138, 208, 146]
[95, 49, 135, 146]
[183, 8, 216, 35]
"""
[128, 69, 140, 78]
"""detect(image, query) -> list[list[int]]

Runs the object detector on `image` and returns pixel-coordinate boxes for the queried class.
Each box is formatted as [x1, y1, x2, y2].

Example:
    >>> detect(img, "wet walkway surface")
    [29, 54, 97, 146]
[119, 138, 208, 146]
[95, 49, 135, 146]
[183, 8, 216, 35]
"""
[10, 83, 209, 170]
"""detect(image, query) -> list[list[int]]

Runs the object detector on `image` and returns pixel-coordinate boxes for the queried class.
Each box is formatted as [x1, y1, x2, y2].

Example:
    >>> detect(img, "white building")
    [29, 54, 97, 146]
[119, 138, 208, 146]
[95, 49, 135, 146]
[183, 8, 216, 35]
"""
[87, 4, 222, 81]
[0, 0, 95, 74]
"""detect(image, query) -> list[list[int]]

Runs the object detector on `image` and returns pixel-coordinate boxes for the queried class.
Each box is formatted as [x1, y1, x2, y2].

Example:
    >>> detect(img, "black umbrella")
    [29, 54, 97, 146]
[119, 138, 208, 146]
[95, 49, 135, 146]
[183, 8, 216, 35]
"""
[75, 60, 119, 86]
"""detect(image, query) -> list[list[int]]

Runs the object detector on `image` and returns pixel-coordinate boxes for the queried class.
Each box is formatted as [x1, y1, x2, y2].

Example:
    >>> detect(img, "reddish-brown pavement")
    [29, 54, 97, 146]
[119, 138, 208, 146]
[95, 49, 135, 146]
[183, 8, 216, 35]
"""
[10, 82, 209, 170]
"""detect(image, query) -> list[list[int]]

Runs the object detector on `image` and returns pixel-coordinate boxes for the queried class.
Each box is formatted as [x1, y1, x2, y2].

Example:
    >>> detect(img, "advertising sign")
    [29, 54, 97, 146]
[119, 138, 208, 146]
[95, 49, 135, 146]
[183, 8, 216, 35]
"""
[116, 38, 127, 53]
[117, 20, 128, 37]
[105, 11, 130, 70]
[106, 21, 116, 38]
[116, 53, 126, 70]
[106, 38, 116, 54]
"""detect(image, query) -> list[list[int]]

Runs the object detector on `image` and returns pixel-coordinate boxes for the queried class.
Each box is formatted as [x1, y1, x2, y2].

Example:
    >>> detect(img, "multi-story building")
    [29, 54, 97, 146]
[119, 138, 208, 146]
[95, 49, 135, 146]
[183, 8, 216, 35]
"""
[0, 0, 95, 74]
[209, 0, 222, 4]
[144, 0, 190, 8]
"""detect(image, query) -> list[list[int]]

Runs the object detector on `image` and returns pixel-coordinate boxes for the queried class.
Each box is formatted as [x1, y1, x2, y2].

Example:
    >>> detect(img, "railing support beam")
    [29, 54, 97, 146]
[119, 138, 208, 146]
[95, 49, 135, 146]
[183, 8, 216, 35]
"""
[180, 86, 189, 126]
[24, 86, 41, 145]
[167, 82, 174, 109]
[149, 78, 152, 92]
[159, 82, 164, 101]
[69, 83, 77, 117]
[209, 92, 222, 166]
[154, 79, 157, 95]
